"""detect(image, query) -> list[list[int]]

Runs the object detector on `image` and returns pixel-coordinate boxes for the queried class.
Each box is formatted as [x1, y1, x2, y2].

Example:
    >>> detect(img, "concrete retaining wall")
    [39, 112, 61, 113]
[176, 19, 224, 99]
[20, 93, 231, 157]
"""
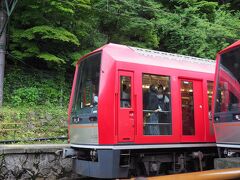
[0, 144, 78, 179]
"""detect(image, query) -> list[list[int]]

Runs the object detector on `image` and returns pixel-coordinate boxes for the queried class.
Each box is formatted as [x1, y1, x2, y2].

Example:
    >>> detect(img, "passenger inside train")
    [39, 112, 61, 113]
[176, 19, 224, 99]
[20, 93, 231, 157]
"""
[142, 74, 171, 135]
[156, 84, 170, 112]
[121, 84, 130, 107]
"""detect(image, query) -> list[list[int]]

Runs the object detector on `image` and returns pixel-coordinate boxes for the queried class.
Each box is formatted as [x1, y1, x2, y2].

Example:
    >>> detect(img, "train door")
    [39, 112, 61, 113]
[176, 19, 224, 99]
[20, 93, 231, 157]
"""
[180, 79, 204, 142]
[117, 71, 135, 142]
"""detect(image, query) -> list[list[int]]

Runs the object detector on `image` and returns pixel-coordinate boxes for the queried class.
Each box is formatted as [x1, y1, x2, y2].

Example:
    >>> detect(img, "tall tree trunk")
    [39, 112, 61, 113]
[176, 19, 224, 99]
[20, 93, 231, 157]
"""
[0, 9, 6, 107]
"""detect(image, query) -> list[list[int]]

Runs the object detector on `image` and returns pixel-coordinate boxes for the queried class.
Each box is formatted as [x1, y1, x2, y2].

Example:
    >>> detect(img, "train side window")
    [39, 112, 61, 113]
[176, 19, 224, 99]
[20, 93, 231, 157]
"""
[215, 82, 225, 113]
[219, 47, 240, 114]
[71, 53, 101, 115]
[181, 80, 195, 135]
[207, 81, 213, 119]
[120, 76, 131, 108]
[207, 81, 214, 135]
[142, 74, 172, 136]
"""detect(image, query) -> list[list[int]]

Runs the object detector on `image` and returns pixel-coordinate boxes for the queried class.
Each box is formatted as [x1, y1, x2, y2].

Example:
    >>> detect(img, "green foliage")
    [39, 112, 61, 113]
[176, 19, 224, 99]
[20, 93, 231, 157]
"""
[37, 53, 65, 63]
[12, 87, 40, 106]
[154, 0, 240, 58]
[3, 65, 71, 107]
[9, 0, 239, 62]
[2, 65, 69, 143]
[22, 25, 80, 45]
[92, 0, 161, 48]
[90, 0, 239, 58]
[9, 0, 96, 64]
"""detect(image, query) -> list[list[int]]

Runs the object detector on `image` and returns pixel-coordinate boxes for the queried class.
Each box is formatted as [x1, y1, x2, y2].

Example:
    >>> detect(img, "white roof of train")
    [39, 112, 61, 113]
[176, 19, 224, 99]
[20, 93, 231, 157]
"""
[102, 43, 216, 74]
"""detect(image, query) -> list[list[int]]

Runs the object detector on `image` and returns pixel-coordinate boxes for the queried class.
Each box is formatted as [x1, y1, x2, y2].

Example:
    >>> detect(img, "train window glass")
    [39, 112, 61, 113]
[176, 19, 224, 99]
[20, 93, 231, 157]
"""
[142, 74, 172, 136]
[214, 82, 225, 113]
[181, 80, 195, 135]
[120, 76, 131, 108]
[207, 81, 213, 115]
[72, 53, 101, 117]
[215, 80, 239, 112]
[207, 81, 214, 135]
[215, 47, 240, 121]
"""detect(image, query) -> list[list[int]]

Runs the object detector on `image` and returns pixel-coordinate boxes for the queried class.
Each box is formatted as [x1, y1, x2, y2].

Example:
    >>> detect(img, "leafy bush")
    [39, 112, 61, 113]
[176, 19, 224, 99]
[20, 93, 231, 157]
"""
[2, 64, 71, 143]
[12, 87, 40, 106]
[3, 65, 72, 107]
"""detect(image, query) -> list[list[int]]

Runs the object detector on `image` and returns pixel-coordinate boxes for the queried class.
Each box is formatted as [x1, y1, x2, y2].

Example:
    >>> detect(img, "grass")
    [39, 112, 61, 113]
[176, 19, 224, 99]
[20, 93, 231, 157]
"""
[0, 105, 68, 144]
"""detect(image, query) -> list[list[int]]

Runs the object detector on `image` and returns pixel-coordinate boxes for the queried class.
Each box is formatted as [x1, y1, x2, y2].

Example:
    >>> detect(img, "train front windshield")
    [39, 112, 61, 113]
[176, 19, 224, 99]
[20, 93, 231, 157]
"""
[214, 46, 240, 122]
[71, 53, 101, 123]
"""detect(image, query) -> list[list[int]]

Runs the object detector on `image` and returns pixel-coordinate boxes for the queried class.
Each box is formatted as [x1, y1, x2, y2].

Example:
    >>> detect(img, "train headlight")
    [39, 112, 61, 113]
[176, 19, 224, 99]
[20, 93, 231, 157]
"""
[234, 114, 240, 121]
[214, 116, 219, 121]
[90, 150, 98, 161]
[89, 116, 97, 122]
[72, 117, 82, 123]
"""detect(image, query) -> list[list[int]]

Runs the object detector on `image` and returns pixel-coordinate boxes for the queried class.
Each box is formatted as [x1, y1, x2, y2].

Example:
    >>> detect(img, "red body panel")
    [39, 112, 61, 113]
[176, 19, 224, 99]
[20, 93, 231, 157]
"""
[69, 43, 216, 145]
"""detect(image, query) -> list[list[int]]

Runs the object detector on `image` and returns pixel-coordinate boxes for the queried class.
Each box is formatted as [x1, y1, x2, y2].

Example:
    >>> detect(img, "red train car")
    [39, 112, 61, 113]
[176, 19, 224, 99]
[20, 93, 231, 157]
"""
[64, 43, 216, 178]
[213, 40, 240, 155]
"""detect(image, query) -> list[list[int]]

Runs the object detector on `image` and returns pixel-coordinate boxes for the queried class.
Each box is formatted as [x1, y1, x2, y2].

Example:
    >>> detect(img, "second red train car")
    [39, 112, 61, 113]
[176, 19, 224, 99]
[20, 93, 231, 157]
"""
[213, 40, 240, 156]
[64, 43, 217, 178]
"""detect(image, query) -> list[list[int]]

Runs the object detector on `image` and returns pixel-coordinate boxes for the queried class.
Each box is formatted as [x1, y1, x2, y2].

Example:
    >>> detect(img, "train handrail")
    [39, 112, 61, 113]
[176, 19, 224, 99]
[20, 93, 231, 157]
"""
[143, 110, 171, 113]
[144, 123, 171, 125]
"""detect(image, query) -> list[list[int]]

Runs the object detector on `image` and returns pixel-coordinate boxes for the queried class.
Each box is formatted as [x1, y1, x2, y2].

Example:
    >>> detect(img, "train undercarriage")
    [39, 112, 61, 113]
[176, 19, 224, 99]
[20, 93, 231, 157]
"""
[64, 146, 217, 179]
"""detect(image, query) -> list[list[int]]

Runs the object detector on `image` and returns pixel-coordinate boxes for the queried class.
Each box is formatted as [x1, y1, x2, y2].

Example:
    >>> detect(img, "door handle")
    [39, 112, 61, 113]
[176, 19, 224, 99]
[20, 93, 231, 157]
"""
[129, 111, 134, 127]
[129, 111, 134, 118]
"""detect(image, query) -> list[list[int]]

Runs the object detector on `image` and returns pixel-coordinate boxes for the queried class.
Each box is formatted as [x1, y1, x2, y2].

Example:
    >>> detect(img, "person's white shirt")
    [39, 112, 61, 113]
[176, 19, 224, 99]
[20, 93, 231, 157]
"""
[157, 94, 169, 103]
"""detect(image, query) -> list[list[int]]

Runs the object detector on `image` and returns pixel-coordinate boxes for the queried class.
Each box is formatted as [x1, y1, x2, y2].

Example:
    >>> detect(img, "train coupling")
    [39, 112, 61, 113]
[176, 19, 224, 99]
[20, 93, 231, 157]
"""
[62, 148, 77, 158]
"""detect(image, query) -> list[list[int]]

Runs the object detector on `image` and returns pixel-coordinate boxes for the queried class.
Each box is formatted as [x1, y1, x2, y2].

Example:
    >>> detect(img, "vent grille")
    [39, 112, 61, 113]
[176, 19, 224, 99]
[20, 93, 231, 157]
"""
[129, 46, 215, 65]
